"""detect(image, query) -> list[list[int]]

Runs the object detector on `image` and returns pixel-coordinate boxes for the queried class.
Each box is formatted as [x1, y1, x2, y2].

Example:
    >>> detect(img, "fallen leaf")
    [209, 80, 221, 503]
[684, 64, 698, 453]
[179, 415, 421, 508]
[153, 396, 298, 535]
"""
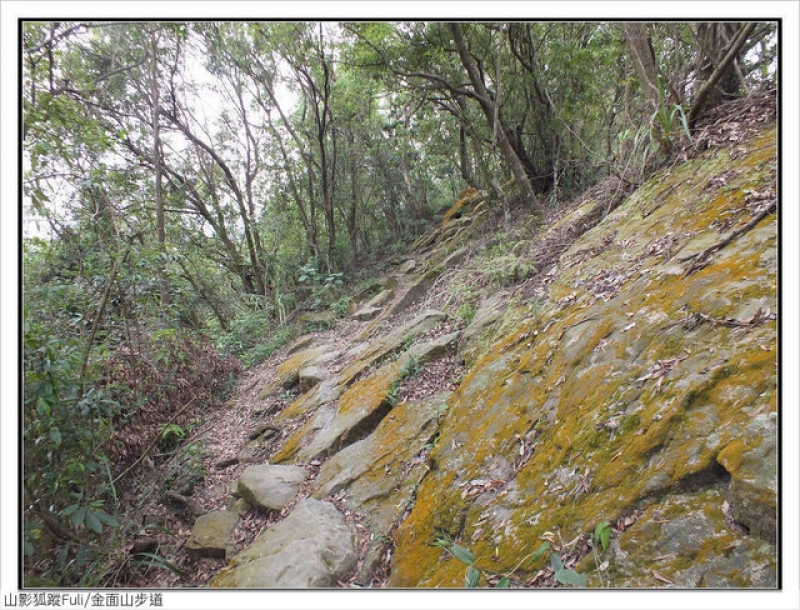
[652, 569, 674, 584]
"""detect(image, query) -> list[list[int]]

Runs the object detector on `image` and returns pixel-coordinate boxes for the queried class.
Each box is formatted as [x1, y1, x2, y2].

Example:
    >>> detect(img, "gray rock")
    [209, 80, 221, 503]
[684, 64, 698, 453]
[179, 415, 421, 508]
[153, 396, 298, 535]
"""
[299, 365, 329, 392]
[237, 465, 307, 511]
[212, 499, 357, 588]
[346, 310, 446, 381]
[441, 246, 469, 269]
[458, 294, 507, 366]
[409, 331, 460, 364]
[299, 310, 336, 327]
[186, 511, 239, 559]
[383, 273, 438, 318]
[351, 306, 382, 321]
[286, 334, 316, 355]
[365, 289, 394, 309]
[313, 393, 447, 535]
[397, 259, 417, 274]
[229, 497, 251, 517]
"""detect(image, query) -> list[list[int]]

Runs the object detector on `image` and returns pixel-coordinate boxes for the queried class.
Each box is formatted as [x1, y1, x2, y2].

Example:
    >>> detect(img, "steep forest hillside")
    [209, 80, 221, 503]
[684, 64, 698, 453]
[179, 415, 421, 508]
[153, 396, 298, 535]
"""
[205, 101, 777, 590]
[19, 20, 780, 592]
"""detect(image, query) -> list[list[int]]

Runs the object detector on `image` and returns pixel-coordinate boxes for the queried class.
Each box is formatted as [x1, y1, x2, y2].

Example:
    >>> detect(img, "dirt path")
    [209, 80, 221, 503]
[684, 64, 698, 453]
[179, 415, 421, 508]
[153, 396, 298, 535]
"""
[119, 269, 428, 587]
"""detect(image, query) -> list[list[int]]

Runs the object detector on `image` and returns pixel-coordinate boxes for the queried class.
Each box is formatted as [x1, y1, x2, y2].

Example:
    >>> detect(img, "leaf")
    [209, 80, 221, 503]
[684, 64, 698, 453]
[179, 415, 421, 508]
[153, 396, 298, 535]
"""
[652, 569, 674, 584]
[465, 565, 480, 588]
[96, 511, 118, 527]
[495, 577, 511, 588]
[554, 568, 587, 587]
[131, 553, 190, 579]
[530, 542, 550, 564]
[36, 395, 51, 418]
[85, 511, 102, 534]
[550, 552, 564, 572]
[593, 520, 611, 551]
[71, 506, 86, 529]
[60, 504, 79, 516]
[449, 544, 475, 566]
[49, 427, 62, 447]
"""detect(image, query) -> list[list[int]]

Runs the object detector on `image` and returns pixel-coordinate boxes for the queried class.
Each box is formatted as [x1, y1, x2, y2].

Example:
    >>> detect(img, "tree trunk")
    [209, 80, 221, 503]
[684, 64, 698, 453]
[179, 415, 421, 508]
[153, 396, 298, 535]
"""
[149, 27, 169, 310]
[449, 23, 539, 209]
[689, 22, 757, 127]
[622, 23, 660, 111]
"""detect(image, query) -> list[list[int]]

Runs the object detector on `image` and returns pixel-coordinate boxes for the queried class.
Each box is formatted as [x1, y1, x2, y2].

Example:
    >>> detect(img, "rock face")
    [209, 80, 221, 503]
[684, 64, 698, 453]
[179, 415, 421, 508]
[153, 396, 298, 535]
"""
[313, 391, 449, 534]
[211, 124, 776, 590]
[389, 126, 778, 587]
[236, 465, 307, 511]
[211, 499, 357, 588]
[458, 294, 511, 366]
[259, 346, 339, 398]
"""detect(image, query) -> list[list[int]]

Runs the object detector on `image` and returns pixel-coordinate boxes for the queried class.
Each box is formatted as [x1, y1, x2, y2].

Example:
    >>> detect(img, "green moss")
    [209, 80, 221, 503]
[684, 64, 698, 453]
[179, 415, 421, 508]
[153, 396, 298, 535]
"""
[385, 124, 777, 587]
[620, 414, 641, 435]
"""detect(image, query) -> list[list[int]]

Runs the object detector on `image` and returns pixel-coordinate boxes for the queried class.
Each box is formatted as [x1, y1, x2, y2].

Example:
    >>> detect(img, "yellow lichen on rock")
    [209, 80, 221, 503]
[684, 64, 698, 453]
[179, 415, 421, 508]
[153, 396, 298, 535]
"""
[389, 125, 777, 587]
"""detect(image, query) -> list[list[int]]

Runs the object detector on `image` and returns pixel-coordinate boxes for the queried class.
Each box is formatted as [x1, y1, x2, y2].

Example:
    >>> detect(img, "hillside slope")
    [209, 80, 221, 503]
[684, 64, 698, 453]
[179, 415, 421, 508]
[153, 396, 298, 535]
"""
[150, 115, 777, 589]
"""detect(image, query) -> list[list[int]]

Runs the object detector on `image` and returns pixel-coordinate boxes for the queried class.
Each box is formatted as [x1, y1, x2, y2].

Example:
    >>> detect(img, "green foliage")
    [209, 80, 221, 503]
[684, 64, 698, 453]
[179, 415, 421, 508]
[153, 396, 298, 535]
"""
[332, 296, 354, 317]
[162, 441, 208, 497]
[480, 251, 535, 286]
[60, 500, 118, 535]
[456, 301, 477, 325]
[530, 541, 551, 564]
[593, 520, 612, 552]
[130, 552, 190, 579]
[157, 423, 186, 453]
[400, 354, 421, 380]
[215, 306, 298, 368]
[23, 521, 43, 557]
[649, 79, 694, 156]
[297, 260, 345, 309]
[551, 552, 587, 587]
[385, 381, 401, 408]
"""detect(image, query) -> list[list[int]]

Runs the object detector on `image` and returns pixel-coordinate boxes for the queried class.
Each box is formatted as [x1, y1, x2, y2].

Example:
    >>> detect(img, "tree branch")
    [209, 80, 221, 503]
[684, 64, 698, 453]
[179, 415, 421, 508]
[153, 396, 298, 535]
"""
[688, 22, 757, 128]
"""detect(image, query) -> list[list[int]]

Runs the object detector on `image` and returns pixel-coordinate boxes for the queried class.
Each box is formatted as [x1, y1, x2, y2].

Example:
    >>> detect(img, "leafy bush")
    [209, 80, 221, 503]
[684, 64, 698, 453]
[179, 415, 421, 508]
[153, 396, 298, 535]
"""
[216, 310, 271, 357]
[297, 260, 345, 309]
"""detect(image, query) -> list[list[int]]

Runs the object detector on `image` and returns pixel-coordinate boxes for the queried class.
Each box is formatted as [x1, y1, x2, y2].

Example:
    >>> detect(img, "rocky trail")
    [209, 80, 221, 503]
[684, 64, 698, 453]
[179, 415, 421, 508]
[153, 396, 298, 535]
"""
[120, 236, 473, 588]
[116, 92, 777, 589]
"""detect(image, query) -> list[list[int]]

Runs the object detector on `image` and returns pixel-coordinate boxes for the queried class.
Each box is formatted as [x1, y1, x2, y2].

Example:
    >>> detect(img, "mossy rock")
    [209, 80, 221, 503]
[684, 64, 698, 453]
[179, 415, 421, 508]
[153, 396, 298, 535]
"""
[389, 125, 777, 587]
[186, 511, 239, 559]
[258, 346, 338, 399]
[210, 499, 357, 588]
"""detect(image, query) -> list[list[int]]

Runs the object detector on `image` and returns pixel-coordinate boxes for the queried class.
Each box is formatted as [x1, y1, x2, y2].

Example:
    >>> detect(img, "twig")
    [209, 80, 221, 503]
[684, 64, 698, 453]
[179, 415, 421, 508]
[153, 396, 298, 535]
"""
[113, 395, 200, 484]
[679, 199, 776, 276]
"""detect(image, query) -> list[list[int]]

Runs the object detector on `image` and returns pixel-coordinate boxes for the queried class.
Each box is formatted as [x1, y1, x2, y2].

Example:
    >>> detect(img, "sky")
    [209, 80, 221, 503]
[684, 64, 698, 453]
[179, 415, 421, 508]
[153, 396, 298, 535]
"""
[3, 3, 800, 610]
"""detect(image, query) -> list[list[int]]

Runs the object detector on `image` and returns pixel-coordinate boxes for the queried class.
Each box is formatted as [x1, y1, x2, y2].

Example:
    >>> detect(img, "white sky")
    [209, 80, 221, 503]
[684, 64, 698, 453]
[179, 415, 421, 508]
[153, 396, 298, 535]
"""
[3, 3, 800, 610]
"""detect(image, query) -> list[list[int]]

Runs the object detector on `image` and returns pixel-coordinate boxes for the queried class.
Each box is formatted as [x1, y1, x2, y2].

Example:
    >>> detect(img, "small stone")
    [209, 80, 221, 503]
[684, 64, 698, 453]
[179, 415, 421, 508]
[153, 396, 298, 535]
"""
[397, 259, 417, 274]
[237, 464, 307, 511]
[186, 511, 239, 559]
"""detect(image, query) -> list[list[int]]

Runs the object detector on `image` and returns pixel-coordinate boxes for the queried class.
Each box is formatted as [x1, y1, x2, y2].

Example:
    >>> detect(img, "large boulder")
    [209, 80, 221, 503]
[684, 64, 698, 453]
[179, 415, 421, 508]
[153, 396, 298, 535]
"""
[210, 499, 357, 588]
